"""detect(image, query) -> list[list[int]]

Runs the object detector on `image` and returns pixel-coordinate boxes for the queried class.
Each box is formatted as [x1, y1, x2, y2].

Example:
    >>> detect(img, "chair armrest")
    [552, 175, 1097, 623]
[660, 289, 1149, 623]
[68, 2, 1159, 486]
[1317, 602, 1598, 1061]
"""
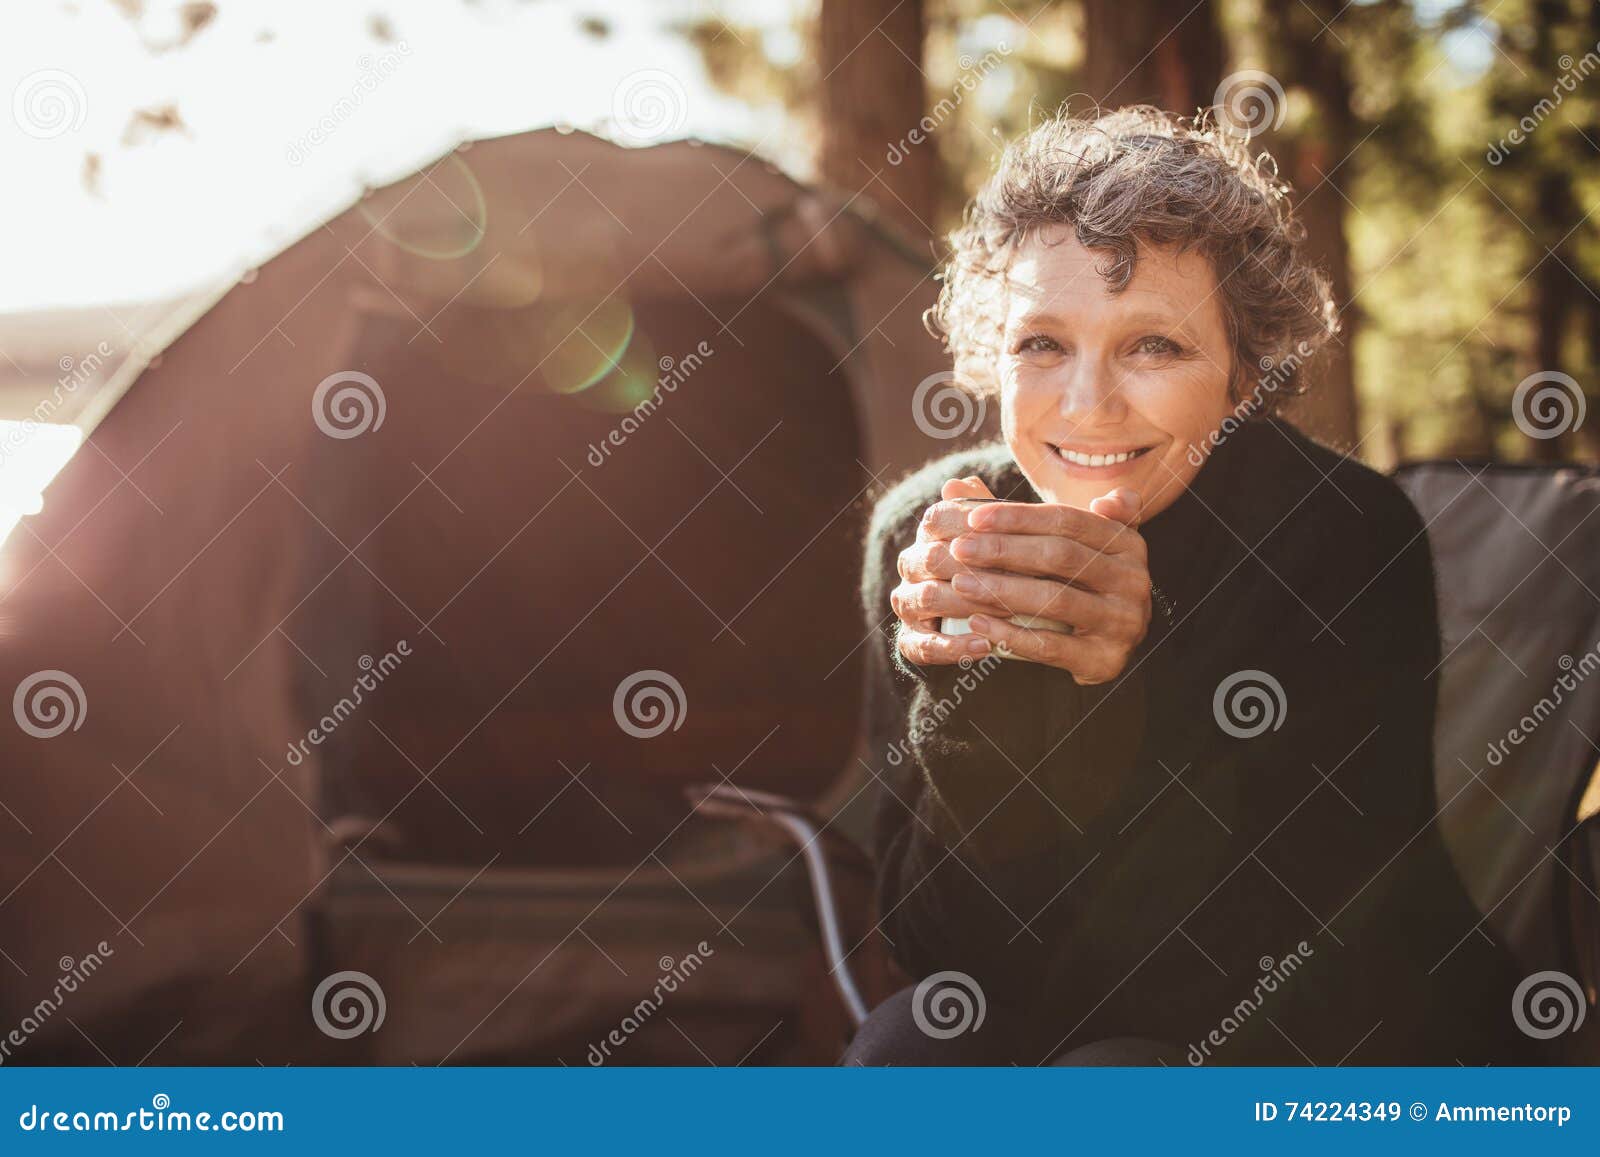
[687, 783, 872, 1027]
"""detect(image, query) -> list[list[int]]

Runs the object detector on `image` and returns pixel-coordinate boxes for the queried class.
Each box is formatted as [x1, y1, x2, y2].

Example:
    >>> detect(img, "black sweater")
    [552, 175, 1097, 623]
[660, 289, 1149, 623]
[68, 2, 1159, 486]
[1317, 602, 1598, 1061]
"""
[861, 418, 1528, 1064]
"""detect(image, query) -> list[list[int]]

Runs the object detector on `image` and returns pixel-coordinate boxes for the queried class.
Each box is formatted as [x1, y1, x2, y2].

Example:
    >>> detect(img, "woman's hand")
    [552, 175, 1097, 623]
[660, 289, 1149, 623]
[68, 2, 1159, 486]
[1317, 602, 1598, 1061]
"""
[953, 488, 1152, 685]
[890, 476, 1006, 667]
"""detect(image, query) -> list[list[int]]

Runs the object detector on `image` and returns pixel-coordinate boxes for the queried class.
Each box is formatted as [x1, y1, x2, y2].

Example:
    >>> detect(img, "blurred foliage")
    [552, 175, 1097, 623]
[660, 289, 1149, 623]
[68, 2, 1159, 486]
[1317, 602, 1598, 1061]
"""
[687, 0, 1600, 463]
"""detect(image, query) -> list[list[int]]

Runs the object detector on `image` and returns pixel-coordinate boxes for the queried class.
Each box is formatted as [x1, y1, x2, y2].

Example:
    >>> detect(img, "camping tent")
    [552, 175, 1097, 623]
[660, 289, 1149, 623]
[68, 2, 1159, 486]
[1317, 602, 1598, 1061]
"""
[0, 128, 965, 1064]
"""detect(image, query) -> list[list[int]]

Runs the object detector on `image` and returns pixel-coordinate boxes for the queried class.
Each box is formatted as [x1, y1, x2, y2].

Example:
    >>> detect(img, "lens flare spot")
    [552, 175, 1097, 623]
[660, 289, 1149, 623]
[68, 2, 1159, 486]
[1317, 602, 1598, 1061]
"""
[538, 297, 636, 396]
[358, 154, 488, 261]
[570, 337, 663, 414]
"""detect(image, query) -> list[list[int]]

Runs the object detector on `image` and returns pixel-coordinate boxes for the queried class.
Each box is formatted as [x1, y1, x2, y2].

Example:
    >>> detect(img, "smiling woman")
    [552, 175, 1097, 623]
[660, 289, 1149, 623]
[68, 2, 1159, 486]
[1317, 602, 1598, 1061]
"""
[852, 106, 1530, 1066]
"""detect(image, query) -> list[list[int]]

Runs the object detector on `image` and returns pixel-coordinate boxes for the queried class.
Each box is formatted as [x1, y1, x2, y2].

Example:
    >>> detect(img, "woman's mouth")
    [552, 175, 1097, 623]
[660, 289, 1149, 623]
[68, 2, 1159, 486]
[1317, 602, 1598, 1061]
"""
[1049, 443, 1156, 473]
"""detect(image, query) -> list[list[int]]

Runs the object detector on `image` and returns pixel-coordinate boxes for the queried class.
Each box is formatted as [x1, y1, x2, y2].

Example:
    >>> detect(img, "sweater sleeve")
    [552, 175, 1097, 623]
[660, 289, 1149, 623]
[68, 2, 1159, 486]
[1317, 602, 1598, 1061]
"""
[860, 465, 1150, 991]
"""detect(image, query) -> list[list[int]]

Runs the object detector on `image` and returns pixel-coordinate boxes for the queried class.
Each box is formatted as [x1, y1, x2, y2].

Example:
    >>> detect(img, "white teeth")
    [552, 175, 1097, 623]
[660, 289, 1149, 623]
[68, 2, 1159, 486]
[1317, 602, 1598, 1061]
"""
[1058, 447, 1141, 467]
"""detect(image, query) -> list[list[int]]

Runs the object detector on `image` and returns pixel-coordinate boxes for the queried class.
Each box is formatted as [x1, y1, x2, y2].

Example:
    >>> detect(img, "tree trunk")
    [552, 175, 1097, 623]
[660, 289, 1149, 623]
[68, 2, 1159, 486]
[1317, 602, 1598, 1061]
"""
[1529, 169, 1575, 463]
[1282, 115, 1361, 451]
[1083, 0, 1225, 114]
[1525, 0, 1576, 462]
[1265, 0, 1361, 451]
[816, 0, 934, 240]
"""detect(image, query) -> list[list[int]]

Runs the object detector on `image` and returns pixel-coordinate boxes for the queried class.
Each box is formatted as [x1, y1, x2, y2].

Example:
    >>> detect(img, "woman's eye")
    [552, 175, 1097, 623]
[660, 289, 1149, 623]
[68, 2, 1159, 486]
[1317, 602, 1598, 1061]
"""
[1133, 335, 1183, 357]
[1015, 334, 1061, 354]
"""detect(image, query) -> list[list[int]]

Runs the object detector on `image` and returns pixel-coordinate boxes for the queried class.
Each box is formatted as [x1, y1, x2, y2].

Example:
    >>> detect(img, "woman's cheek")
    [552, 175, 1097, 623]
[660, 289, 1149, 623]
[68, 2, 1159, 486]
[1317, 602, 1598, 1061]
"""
[1128, 366, 1232, 447]
[999, 364, 1051, 437]
[998, 365, 1024, 443]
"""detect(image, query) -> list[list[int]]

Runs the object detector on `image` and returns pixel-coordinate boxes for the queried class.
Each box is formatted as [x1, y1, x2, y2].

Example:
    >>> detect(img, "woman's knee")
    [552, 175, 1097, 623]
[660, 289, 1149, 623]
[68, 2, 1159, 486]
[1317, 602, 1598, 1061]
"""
[840, 985, 1019, 1066]
[841, 987, 1185, 1066]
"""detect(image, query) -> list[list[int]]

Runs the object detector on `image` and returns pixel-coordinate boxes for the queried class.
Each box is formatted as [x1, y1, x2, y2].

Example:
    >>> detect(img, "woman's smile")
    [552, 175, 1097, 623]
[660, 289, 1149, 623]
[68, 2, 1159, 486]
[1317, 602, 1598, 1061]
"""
[1047, 440, 1160, 477]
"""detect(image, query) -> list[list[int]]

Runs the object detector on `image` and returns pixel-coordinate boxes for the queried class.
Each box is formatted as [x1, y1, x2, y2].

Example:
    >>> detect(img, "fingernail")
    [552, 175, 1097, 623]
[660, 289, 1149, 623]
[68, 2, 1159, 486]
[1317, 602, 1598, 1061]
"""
[952, 573, 978, 594]
[969, 614, 991, 633]
[967, 636, 991, 655]
[952, 535, 981, 559]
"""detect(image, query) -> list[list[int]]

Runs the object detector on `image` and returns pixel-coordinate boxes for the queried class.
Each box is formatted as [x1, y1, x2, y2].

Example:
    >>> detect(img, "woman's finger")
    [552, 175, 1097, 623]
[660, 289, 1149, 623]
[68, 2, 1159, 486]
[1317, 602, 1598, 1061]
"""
[897, 624, 992, 666]
[916, 500, 980, 543]
[891, 579, 999, 624]
[951, 570, 1100, 627]
[949, 531, 1134, 590]
[1088, 487, 1143, 527]
[899, 538, 982, 583]
[966, 501, 1141, 555]
[967, 614, 1122, 683]
[940, 475, 996, 502]
[916, 477, 998, 543]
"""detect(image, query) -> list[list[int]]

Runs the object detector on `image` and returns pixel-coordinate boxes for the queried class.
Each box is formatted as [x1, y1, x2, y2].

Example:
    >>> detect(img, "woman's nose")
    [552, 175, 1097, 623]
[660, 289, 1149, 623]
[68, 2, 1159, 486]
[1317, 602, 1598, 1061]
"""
[1056, 356, 1127, 425]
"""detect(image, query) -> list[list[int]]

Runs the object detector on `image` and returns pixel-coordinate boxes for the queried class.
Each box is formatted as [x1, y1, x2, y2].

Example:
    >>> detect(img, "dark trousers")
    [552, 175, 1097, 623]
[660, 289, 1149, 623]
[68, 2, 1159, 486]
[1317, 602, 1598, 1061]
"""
[840, 985, 1183, 1066]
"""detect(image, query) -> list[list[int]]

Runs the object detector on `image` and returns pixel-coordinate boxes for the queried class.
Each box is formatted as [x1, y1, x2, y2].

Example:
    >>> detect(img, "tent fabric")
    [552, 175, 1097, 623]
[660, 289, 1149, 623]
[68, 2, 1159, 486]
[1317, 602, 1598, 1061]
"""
[0, 129, 948, 1063]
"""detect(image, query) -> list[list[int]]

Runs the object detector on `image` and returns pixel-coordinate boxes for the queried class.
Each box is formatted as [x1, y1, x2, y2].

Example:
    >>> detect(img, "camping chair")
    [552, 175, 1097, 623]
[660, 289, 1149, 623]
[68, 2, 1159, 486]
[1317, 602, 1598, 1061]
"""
[1395, 461, 1600, 1063]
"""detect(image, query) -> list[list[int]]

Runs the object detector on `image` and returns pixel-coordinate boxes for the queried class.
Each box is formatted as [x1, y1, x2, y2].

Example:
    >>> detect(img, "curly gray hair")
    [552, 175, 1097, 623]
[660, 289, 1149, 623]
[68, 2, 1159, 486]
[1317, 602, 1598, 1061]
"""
[928, 105, 1339, 412]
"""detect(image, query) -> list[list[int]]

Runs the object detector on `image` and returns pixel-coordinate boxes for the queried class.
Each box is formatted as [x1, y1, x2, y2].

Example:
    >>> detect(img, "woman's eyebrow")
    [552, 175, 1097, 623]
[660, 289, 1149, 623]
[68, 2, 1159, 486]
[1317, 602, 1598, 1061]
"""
[1008, 305, 1193, 331]
[1008, 307, 1062, 329]
[1119, 307, 1191, 330]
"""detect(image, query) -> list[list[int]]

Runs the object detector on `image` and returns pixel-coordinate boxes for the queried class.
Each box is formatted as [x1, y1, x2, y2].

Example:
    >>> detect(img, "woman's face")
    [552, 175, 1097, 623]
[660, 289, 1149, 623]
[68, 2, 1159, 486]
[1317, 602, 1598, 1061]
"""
[999, 226, 1236, 520]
